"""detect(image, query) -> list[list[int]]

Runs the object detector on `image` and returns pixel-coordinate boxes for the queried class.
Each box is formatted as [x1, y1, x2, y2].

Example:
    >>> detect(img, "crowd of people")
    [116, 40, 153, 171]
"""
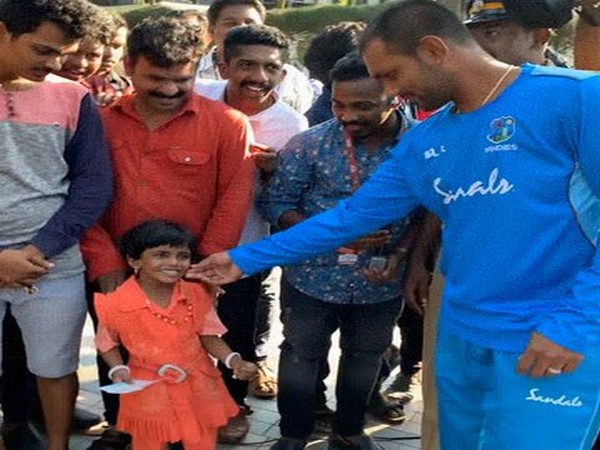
[0, 0, 599, 449]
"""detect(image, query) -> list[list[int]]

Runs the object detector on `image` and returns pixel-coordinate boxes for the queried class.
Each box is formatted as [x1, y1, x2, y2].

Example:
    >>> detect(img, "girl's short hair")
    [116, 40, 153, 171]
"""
[118, 220, 197, 260]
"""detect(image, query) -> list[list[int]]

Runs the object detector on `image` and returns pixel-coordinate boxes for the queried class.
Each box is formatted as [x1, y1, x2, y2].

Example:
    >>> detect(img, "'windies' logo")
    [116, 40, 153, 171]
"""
[487, 116, 516, 144]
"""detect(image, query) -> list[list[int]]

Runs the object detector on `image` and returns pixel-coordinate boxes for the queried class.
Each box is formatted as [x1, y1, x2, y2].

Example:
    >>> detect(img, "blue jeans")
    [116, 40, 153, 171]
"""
[436, 320, 600, 450]
[278, 281, 402, 439]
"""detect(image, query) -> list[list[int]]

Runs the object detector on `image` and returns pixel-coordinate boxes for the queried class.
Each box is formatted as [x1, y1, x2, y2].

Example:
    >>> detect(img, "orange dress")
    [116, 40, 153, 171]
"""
[94, 278, 238, 447]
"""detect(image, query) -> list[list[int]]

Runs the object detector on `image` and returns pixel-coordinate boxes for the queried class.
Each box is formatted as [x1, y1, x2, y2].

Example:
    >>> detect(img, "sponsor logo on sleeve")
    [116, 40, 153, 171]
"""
[424, 145, 447, 160]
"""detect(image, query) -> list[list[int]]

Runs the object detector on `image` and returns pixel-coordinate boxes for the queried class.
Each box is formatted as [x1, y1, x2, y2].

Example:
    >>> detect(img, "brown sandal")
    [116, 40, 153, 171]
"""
[217, 412, 250, 444]
[249, 361, 278, 399]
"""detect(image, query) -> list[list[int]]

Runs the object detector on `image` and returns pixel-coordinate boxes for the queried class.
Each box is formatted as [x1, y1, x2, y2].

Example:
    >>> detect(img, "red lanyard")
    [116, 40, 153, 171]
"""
[344, 132, 362, 192]
[343, 112, 406, 192]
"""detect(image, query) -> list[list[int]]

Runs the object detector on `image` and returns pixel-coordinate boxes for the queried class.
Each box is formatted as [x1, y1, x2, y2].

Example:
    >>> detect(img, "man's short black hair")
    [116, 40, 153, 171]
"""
[119, 220, 196, 261]
[329, 51, 370, 84]
[207, 0, 266, 27]
[127, 16, 203, 67]
[223, 24, 289, 64]
[304, 21, 366, 86]
[86, 4, 116, 46]
[360, 0, 474, 56]
[170, 9, 209, 52]
[0, 0, 95, 39]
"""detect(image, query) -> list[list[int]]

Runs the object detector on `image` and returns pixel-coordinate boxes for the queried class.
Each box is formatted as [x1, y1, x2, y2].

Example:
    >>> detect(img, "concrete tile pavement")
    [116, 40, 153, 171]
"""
[69, 313, 423, 450]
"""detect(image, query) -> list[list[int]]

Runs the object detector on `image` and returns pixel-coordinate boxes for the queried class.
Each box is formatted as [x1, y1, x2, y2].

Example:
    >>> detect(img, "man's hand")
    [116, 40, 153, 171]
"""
[250, 144, 278, 173]
[517, 332, 584, 378]
[363, 253, 401, 284]
[340, 230, 392, 252]
[95, 91, 123, 108]
[96, 270, 127, 294]
[0, 245, 53, 287]
[186, 252, 243, 285]
[402, 212, 441, 315]
[403, 256, 430, 315]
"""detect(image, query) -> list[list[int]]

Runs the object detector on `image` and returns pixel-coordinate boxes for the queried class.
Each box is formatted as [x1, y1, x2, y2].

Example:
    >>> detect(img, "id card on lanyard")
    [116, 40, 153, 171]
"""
[336, 124, 404, 269]
[336, 132, 363, 266]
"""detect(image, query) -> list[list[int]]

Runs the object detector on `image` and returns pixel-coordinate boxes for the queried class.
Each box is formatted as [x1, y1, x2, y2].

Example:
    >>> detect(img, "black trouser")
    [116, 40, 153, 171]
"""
[216, 274, 262, 405]
[86, 281, 128, 426]
[1, 307, 38, 424]
[254, 270, 277, 362]
[278, 281, 402, 439]
[371, 303, 424, 396]
[398, 304, 424, 377]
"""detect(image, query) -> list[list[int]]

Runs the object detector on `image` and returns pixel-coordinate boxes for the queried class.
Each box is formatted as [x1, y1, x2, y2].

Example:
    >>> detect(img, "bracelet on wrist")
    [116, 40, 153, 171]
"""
[224, 352, 241, 369]
[108, 365, 130, 380]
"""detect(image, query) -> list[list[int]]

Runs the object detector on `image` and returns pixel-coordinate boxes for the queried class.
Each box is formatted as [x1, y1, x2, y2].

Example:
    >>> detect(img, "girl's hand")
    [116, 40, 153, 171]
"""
[231, 359, 259, 381]
[111, 368, 133, 384]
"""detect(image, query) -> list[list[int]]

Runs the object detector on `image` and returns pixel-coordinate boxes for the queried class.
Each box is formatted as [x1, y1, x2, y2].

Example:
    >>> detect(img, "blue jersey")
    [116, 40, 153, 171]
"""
[230, 64, 600, 354]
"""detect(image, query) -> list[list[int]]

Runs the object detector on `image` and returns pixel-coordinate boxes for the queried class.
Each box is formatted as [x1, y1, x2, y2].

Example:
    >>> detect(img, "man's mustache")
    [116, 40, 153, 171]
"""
[148, 91, 185, 99]
[240, 81, 272, 90]
[342, 121, 368, 127]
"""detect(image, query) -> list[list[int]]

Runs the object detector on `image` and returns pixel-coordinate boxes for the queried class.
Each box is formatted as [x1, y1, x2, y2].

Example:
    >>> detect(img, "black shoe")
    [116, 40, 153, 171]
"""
[367, 393, 406, 424]
[314, 405, 335, 434]
[269, 437, 307, 450]
[71, 406, 102, 432]
[1, 423, 45, 450]
[86, 428, 132, 450]
[328, 434, 384, 450]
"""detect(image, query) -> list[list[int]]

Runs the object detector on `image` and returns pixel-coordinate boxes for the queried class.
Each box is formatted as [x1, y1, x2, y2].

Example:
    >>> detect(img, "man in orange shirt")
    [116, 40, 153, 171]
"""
[81, 16, 253, 450]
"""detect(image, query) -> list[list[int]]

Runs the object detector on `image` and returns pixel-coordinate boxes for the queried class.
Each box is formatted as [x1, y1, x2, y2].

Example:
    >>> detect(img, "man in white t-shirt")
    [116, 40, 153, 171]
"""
[198, 0, 314, 113]
[195, 23, 308, 444]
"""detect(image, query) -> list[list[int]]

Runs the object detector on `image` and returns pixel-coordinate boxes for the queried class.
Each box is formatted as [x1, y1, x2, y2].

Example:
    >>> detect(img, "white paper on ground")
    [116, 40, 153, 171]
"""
[100, 379, 159, 394]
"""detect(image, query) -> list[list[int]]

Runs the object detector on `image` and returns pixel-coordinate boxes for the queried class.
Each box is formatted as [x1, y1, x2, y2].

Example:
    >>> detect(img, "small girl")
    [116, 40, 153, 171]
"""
[94, 220, 257, 450]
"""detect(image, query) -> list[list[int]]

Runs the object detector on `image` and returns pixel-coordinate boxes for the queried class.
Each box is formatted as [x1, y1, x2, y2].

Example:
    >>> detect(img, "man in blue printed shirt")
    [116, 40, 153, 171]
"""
[255, 53, 412, 450]
[190, 1, 600, 449]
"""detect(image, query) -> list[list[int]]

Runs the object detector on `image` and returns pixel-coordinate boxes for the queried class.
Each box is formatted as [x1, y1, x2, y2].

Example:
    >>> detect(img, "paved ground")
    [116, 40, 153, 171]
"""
[69, 311, 423, 450]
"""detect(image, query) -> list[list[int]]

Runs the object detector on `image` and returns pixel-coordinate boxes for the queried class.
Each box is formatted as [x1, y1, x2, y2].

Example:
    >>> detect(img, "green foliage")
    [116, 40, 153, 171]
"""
[266, 4, 386, 34]
[108, 1, 575, 62]
[109, 2, 391, 31]
[108, 5, 175, 27]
